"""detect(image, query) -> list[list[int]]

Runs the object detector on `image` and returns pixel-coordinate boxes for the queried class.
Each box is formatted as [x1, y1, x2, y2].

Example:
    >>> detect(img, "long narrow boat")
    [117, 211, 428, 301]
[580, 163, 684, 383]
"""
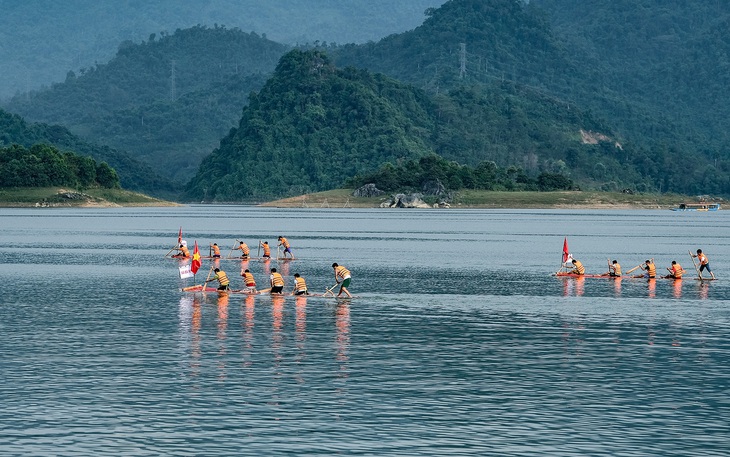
[670, 202, 721, 211]
[554, 272, 686, 280]
[554, 273, 620, 279]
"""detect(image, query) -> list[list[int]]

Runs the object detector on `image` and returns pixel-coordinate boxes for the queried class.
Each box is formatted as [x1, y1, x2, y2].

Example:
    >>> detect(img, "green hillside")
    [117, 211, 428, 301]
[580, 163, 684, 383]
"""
[184, 49, 681, 202]
[329, 0, 729, 195]
[0, 109, 176, 195]
[4, 26, 287, 181]
[532, 0, 730, 151]
[184, 50, 437, 201]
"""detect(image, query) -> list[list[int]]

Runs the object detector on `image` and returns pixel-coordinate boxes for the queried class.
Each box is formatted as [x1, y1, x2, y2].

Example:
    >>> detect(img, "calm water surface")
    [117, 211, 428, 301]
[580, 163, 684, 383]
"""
[1, 207, 729, 456]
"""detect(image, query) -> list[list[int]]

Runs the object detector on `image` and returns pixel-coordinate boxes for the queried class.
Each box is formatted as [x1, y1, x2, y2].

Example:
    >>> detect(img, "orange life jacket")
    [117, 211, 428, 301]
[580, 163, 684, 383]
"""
[280, 237, 290, 248]
[572, 260, 585, 275]
[243, 272, 256, 287]
[212, 245, 220, 256]
[671, 264, 683, 278]
[262, 244, 271, 256]
[646, 263, 656, 278]
[215, 271, 230, 286]
[335, 265, 351, 279]
[612, 263, 622, 276]
[295, 276, 307, 292]
[270, 272, 284, 287]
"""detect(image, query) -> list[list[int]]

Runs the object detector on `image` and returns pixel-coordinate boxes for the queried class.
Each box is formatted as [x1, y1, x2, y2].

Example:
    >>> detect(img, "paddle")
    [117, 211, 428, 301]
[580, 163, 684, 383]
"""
[227, 240, 238, 259]
[164, 245, 177, 257]
[201, 264, 215, 293]
[625, 264, 643, 275]
[258, 240, 262, 258]
[324, 283, 339, 297]
[688, 250, 703, 281]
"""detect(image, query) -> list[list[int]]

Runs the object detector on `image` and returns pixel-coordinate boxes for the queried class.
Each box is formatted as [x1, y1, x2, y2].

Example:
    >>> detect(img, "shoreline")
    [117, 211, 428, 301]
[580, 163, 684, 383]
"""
[1, 188, 723, 210]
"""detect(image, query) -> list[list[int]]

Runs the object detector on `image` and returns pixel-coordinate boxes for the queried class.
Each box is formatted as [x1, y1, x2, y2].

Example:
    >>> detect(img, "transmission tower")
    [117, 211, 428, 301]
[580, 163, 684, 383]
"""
[170, 60, 177, 102]
[459, 43, 466, 79]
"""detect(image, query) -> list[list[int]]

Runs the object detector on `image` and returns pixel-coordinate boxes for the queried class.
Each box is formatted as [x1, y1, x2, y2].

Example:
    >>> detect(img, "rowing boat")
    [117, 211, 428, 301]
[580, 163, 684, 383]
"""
[555, 273, 687, 280]
[180, 285, 357, 298]
[554, 273, 619, 279]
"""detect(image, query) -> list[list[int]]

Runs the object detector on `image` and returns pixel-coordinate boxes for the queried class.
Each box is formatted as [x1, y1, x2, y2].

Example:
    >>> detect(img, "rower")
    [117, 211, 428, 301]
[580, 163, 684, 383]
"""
[332, 263, 353, 298]
[608, 260, 621, 277]
[639, 259, 656, 278]
[206, 268, 230, 291]
[269, 268, 284, 294]
[570, 259, 585, 275]
[236, 241, 250, 259]
[210, 243, 221, 258]
[292, 273, 309, 295]
[172, 243, 190, 258]
[241, 269, 257, 293]
[665, 260, 685, 279]
[260, 241, 271, 259]
[278, 236, 294, 259]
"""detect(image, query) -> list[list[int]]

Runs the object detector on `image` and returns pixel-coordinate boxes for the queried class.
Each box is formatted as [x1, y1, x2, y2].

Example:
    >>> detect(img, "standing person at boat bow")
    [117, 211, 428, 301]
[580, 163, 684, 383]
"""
[206, 268, 230, 291]
[638, 259, 656, 278]
[278, 236, 294, 259]
[269, 268, 285, 294]
[332, 263, 353, 298]
[692, 249, 716, 279]
[570, 259, 585, 275]
[665, 261, 685, 279]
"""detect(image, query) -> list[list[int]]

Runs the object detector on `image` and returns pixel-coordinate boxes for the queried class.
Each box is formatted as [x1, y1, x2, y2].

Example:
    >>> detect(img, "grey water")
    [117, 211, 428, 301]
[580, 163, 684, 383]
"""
[1, 206, 728, 456]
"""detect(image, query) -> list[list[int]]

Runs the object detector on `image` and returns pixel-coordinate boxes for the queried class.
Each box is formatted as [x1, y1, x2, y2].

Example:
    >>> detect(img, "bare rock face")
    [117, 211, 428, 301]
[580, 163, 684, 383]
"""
[379, 193, 431, 208]
[353, 183, 384, 197]
[421, 179, 446, 196]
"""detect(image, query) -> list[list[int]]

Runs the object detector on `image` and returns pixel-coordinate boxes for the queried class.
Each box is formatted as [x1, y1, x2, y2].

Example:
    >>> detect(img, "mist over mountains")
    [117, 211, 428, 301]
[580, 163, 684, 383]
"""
[0, 0, 445, 99]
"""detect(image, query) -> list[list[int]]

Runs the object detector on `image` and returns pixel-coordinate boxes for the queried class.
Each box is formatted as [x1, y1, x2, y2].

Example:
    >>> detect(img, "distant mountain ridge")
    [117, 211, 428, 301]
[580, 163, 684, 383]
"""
[2, 0, 729, 199]
[0, 0, 446, 99]
[0, 109, 175, 195]
[5, 26, 287, 181]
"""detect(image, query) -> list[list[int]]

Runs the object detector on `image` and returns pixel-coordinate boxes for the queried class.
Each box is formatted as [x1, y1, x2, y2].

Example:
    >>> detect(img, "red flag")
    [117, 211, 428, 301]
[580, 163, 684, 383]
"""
[562, 237, 570, 263]
[177, 227, 183, 244]
[191, 241, 201, 275]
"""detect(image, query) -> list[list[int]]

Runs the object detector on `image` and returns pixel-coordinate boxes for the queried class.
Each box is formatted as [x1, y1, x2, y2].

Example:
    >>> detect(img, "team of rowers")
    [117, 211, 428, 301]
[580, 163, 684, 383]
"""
[172, 235, 353, 298]
[568, 249, 716, 280]
[172, 236, 294, 260]
[199, 263, 353, 298]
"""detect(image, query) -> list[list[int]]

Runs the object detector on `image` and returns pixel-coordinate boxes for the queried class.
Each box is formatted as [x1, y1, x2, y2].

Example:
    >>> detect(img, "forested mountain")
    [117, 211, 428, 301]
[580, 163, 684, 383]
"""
[0, 0, 445, 99]
[532, 0, 730, 152]
[184, 50, 437, 201]
[0, 109, 175, 195]
[4, 0, 730, 199]
[330, 0, 729, 195]
[5, 26, 286, 181]
[184, 49, 679, 202]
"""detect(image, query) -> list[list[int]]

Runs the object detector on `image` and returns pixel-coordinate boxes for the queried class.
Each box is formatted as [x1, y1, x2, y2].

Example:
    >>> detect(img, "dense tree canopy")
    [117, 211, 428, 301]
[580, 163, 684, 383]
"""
[0, 144, 119, 189]
[0, 109, 175, 195]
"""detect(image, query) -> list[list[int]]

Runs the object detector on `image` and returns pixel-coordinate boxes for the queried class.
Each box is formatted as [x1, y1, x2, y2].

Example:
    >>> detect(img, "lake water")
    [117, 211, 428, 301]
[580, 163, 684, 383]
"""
[1, 206, 728, 456]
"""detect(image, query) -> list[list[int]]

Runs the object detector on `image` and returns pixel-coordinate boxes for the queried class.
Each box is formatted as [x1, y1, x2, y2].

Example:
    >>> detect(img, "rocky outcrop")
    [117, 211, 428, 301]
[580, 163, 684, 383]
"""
[379, 193, 431, 208]
[421, 179, 446, 196]
[353, 183, 385, 197]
